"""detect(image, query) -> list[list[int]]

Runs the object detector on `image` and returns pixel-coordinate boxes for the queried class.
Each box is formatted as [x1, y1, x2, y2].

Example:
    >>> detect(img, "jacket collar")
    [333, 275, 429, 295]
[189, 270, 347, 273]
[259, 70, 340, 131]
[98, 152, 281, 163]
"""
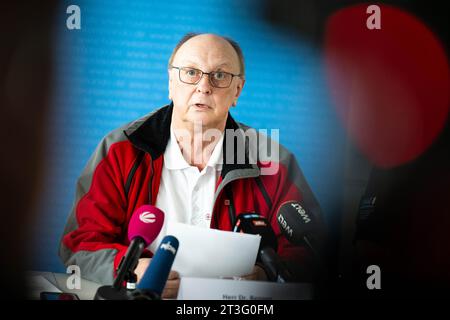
[123, 103, 173, 159]
[124, 102, 260, 180]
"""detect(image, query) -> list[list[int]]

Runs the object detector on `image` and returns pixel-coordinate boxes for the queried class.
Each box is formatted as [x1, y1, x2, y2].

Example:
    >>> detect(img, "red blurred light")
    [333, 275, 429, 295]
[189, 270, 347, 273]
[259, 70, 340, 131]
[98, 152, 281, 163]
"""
[324, 4, 449, 168]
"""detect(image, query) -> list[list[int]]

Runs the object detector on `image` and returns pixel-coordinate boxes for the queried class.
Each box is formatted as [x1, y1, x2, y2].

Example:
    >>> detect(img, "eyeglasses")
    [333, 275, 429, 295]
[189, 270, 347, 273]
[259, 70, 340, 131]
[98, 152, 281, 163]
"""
[169, 65, 242, 88]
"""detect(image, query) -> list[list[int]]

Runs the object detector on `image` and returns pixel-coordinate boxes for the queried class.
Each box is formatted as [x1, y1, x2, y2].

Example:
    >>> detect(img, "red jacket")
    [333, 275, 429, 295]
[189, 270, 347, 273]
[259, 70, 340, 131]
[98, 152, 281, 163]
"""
[59, 104, 324, 284]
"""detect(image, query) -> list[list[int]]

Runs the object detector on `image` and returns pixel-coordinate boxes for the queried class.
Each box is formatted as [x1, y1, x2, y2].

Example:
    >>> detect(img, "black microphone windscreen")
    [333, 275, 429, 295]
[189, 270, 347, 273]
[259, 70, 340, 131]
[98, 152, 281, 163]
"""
[234, 213, 277, 251]
[277, 201, 317, 246]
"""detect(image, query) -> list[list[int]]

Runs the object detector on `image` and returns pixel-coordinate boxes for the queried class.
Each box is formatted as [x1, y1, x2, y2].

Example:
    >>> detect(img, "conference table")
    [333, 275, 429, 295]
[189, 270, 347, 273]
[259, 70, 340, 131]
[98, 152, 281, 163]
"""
[28, 271, 101, 300]
[27, 271, 313, 300]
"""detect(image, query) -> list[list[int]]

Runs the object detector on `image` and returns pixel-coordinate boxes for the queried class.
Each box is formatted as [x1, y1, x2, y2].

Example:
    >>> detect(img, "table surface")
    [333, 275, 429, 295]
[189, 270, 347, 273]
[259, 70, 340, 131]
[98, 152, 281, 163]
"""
[28, 271, 102, 300]
[27, 272, 314, 300]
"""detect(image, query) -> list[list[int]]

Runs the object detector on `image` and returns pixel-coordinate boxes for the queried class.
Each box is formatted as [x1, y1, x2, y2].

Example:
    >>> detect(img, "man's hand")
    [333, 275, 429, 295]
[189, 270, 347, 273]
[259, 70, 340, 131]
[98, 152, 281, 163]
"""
[134, 258, 151, 282]
[135, 258, 180, 299]
[240, 265, 268, 281]
[161, 270, 180, 299]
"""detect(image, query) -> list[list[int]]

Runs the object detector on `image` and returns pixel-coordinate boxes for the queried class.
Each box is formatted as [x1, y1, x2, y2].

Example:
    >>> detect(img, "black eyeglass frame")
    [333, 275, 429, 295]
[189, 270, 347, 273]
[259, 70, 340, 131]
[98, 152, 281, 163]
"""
[169, 65, 243, 88]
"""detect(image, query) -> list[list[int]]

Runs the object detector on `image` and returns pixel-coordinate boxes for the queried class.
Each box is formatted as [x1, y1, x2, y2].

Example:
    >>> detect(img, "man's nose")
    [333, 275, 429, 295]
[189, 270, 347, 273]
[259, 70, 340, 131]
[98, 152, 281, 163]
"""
[196, 74, 212, 94]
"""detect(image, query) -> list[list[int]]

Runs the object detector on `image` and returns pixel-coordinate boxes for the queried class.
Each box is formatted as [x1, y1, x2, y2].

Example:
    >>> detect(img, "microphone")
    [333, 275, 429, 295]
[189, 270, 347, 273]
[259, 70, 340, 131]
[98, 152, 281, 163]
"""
[114, 205, 165, 288]
[276, 201, 321, 258]
[276, 200, 328, 284]
[234, 213, 293, 283]
[94, 205, 164, 300]
[129, 235, 179, 300]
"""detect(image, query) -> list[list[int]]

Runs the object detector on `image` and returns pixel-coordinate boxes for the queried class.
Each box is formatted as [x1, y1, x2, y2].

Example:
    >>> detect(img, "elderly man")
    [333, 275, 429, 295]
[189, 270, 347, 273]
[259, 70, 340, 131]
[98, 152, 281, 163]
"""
[60, 33, 324, 299]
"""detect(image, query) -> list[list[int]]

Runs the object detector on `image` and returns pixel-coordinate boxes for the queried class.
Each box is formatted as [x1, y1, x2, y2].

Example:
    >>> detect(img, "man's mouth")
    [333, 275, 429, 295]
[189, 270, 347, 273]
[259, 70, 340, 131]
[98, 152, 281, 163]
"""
[192, 103, 210, 109]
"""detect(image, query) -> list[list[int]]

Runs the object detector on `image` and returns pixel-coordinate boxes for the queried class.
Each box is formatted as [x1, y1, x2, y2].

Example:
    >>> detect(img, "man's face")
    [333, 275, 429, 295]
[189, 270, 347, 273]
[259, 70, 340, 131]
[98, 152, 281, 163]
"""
[168, 34, 245, 129]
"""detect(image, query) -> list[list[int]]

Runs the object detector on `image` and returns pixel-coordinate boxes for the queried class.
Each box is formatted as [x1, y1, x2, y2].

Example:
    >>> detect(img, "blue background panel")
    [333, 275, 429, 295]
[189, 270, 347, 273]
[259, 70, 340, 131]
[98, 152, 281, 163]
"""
[31, 0, 346, 273]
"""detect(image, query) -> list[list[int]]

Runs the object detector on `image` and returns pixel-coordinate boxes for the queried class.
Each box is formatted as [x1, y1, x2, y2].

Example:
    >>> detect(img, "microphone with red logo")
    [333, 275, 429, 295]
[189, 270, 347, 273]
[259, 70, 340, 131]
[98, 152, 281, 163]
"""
[94, 205, 164, 300]
[233, 213, 293, 283]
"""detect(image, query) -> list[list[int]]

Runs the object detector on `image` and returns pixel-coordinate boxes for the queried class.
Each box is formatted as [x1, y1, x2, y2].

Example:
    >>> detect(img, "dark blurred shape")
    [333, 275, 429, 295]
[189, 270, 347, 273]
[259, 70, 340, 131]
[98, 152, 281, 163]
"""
[264, 1, 448, 48]
[351, 121, 450, 298]
[0, 2, 56, 299]
[263, 0, 323, 43]
[263, 0, 450, 298]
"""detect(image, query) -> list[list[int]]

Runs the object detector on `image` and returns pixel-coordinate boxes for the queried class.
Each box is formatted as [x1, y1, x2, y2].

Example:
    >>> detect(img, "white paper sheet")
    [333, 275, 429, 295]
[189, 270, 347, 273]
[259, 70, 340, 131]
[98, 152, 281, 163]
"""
[177, 277, 314, 300]
[166, 223, 261, 279]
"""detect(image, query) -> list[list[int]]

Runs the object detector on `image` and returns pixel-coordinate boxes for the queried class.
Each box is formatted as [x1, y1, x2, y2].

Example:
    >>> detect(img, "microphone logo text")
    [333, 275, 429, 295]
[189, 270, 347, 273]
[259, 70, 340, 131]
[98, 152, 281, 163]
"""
[277, 214, 293, 238]
[291, 203, 311, 224]
[139, 211, 156, 223]
[160, 241, 177, 255]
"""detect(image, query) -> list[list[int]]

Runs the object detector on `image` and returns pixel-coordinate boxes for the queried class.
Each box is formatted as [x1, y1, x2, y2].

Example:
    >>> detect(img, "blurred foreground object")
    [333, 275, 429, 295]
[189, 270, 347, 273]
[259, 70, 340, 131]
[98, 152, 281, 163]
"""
[0, 1, 56, 299]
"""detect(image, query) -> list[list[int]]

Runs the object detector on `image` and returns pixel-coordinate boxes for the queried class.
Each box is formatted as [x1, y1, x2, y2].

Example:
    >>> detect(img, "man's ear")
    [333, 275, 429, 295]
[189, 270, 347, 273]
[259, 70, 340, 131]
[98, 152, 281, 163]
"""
[235, 78, 245, 100]
[168, 70, 173, 100]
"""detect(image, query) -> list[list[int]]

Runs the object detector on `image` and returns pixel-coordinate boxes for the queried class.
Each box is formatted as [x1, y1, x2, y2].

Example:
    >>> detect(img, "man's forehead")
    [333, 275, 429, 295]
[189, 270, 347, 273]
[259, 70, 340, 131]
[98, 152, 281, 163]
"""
[173, 34, 239, 67]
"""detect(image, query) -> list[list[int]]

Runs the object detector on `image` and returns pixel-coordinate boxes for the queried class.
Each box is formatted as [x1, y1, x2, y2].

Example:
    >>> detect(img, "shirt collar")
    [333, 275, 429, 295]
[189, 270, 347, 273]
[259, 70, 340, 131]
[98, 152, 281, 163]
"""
[164, 126, 224, 171]
[206, 131, 224, 170]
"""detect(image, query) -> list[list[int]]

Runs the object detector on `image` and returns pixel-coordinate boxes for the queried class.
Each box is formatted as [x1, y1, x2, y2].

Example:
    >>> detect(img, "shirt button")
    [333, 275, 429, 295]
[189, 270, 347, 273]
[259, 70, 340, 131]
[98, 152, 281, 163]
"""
[193, 186, 199, 192]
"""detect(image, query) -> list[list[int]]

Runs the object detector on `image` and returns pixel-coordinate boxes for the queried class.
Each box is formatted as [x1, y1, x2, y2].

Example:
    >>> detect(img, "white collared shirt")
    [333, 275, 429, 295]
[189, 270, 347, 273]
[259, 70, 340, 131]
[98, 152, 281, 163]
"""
[149, 126, 224, 252]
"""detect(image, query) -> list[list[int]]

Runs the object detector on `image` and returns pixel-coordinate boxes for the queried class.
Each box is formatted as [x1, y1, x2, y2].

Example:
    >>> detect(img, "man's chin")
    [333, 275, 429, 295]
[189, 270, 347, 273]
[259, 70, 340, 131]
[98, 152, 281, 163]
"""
[186, 113, 214, 127]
